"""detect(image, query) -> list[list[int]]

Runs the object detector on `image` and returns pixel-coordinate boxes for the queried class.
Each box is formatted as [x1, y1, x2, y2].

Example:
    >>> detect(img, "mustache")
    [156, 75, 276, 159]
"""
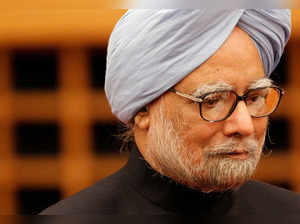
[204, 138, 259, 157]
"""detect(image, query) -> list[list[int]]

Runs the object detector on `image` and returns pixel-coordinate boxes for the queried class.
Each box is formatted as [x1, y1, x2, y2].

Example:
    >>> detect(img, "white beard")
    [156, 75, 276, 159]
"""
[144, 104, 264, 192]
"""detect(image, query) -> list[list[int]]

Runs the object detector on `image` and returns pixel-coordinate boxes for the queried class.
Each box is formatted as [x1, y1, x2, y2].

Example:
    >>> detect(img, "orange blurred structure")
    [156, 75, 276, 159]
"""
[0, 7, 300, 214]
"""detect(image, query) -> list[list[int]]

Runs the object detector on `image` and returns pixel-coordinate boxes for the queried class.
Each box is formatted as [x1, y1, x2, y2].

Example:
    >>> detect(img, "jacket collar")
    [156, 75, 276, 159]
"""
[124, 143, 235, 215]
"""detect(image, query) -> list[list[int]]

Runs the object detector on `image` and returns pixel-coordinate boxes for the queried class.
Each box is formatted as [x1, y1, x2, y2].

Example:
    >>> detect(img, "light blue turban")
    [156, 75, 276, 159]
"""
[105, 9, 291, 123]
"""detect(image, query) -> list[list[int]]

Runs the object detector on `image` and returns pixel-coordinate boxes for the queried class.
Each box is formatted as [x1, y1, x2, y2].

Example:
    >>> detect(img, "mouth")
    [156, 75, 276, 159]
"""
[221, 151, 249, 159]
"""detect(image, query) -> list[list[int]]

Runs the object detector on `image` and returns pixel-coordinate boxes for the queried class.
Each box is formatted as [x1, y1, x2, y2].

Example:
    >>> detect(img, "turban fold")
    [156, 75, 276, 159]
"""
[105, 9, 291, 123]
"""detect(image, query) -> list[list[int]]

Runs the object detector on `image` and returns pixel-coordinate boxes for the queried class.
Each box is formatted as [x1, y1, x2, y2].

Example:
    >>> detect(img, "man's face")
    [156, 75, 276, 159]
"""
[139, 27, 269, 192]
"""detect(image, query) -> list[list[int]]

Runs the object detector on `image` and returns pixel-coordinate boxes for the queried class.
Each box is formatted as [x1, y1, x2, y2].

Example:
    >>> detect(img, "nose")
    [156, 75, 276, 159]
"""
[223, 101, 255, 137]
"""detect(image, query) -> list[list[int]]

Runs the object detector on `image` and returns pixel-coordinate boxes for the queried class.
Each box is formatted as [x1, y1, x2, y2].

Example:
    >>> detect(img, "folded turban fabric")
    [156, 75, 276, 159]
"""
[105, 9, 291, 123]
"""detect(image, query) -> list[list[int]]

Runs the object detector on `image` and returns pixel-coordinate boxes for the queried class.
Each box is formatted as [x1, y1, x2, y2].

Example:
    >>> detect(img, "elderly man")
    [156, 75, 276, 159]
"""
[41, 9, 300, 222]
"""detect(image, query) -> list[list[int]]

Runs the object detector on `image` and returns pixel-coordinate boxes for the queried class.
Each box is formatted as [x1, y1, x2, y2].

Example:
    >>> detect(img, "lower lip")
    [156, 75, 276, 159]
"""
[222, 152, 249, 159]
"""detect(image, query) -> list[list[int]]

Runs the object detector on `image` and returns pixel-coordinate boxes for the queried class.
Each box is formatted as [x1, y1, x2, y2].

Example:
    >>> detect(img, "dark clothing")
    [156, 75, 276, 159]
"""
[41, 145, 300, 223]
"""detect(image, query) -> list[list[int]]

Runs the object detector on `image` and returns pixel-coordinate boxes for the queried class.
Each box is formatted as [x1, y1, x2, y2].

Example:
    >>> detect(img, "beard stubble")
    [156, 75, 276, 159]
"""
[144, 104, 264, 192]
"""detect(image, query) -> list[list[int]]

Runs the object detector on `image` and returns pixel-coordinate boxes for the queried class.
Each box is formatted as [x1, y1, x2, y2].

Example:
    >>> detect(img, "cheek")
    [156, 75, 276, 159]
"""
[177, 121, 221, 150]
[252, 118, 268, 159]
[172, 104, 221, 149]
[253, 117, 268, 142]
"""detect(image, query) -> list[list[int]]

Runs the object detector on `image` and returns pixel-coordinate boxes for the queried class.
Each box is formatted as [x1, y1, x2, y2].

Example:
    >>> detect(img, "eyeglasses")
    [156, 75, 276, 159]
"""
[169, 86, 284, 122]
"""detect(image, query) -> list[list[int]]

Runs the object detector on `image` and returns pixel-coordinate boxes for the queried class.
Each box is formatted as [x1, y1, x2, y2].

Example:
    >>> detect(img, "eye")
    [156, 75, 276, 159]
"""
[247, 89, 268, 105]
[203, 93, 224, 108]
[204, 98, 219, 106]
[248, 95, 260, 103]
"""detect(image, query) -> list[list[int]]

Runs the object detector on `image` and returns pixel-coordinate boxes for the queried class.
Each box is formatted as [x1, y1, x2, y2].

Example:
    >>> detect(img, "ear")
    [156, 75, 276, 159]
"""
[134, 111, 150, 130]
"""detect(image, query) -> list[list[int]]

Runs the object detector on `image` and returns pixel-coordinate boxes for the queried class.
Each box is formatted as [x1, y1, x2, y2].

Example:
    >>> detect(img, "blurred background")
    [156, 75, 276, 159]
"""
[0, 6, 300, 215]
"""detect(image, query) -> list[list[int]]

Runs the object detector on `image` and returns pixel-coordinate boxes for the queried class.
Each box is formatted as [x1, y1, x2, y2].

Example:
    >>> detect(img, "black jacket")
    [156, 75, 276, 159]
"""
[41, 145, 300, 223]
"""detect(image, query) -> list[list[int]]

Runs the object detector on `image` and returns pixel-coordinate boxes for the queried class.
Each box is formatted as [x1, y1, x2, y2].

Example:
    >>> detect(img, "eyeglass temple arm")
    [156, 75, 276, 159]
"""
[169, 88, 203, 103]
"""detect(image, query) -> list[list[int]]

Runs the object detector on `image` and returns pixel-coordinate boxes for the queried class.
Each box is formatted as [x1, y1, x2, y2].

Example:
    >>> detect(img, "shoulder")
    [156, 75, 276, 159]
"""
[227, 180, 300, 223]
[236, 180, 300, 211]
[242, 180, 300, 200]
[40, 166, 134, 215]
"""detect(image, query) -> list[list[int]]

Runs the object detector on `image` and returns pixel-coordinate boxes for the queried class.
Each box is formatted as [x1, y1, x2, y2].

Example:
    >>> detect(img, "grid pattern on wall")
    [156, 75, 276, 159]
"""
[0, 14, 300, 215]
[0, 45, 298, 215]
[0, 47, 129, 214]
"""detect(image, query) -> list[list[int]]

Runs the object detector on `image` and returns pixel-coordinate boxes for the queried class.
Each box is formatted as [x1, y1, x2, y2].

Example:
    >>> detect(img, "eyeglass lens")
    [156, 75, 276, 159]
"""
[200, 87, 280, 121]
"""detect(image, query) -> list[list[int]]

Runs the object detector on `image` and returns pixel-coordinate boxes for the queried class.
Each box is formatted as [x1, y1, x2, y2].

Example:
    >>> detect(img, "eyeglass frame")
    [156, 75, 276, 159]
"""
[169, 86, 284, 122]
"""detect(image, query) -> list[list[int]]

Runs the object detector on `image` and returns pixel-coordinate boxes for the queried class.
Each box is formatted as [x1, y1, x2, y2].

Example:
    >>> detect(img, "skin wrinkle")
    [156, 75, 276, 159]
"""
[146, 100, 264, 192]
[178, 103, 266, 192]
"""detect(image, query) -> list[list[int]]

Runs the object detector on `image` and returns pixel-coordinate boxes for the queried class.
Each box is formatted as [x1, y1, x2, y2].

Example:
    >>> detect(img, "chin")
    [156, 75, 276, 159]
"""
[169, 159, 256, 193]
[182, 178, 248, 193]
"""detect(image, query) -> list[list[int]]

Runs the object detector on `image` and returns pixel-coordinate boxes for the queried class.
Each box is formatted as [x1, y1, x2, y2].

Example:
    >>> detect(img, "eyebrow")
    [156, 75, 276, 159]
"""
[191, 77, 273, 97]
[192, 82, 233, 97]
[248, 77, 273, 90]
